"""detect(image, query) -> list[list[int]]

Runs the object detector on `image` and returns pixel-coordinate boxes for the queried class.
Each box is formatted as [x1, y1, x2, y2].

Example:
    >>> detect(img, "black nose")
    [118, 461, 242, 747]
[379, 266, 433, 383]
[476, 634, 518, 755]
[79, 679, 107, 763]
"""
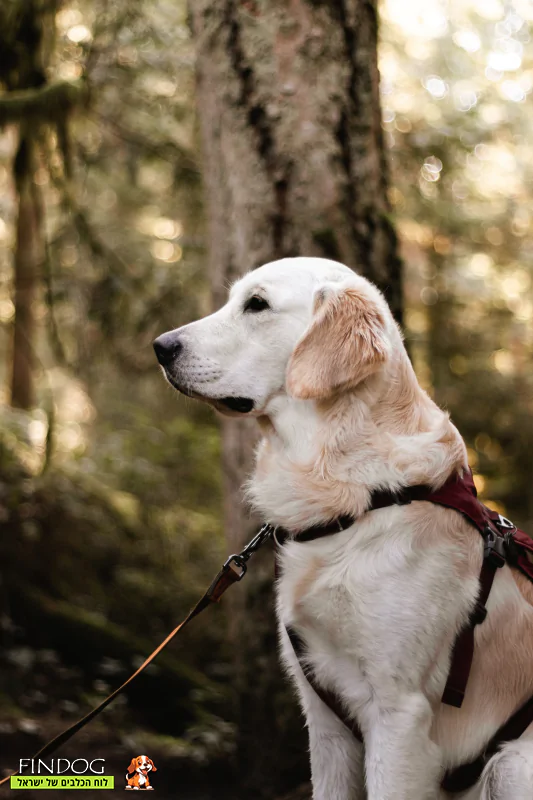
[153, 332, 182, 366]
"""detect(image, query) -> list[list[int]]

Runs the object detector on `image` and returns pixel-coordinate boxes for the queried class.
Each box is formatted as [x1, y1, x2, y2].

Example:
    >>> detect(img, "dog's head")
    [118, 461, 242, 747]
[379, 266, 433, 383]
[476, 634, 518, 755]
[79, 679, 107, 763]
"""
[154, 257, 395, 416]
[127, 755, 156, 775]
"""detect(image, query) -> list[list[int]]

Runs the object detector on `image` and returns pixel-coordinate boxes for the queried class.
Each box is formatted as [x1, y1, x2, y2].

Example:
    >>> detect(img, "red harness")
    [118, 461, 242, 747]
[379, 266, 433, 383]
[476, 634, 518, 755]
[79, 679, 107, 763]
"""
[276, 470, 533, 793]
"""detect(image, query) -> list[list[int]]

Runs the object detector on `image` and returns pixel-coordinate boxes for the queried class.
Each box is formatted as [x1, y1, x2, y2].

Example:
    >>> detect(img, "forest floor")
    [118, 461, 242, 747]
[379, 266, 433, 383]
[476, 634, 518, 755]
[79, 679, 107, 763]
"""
[0, 707, 311, 800]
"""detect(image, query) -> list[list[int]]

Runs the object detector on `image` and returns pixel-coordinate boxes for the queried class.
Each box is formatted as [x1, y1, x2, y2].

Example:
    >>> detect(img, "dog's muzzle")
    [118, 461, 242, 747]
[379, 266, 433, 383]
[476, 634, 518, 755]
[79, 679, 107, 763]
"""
[153, 333, 255, 414]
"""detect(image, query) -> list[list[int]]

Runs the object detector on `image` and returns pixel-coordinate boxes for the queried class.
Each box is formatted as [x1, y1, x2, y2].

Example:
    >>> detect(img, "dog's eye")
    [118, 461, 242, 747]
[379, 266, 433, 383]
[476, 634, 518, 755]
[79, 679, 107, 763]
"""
[244, 295, 270, 313]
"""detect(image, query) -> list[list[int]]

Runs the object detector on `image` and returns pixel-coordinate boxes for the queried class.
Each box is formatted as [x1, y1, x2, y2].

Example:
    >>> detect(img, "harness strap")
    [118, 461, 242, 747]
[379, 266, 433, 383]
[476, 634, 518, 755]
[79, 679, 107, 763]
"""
[442, 557, 498, 707]
[277, 470, 505, 709]
[369, 471, 508, 708]
[286, 626, 363, 741]
[440, 692, 533, 792]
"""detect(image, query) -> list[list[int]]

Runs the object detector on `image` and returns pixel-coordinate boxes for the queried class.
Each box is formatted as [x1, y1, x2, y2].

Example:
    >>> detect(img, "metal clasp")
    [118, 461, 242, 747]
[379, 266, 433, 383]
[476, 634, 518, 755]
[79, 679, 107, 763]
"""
[222, 524, 275, 580]
[239, 523, 275, 561]
[223, 554, 248, 580]
[497, 514, 516, 531]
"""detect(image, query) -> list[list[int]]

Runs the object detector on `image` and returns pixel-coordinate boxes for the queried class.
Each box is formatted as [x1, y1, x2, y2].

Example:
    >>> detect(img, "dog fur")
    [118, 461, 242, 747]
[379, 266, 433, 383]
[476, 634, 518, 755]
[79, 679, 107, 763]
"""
[156, 256, 533, 800]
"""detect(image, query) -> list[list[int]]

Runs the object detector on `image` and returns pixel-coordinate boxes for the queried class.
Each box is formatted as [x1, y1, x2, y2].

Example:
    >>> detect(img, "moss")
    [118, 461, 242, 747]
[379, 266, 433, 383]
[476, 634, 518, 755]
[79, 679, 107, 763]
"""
[0, 416, 230, 738]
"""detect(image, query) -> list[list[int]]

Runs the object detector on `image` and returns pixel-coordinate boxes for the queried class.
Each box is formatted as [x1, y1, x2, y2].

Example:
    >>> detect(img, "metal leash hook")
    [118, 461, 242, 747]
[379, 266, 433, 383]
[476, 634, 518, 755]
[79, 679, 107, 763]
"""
[223, 523, 275, 579]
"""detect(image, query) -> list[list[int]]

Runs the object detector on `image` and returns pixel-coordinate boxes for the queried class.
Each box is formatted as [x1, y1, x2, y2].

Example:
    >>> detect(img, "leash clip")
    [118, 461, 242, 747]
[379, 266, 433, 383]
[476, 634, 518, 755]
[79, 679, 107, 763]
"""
[223, 524, 275, 580]
[223, 554, 248, 580]
[238, 523, 275, 562]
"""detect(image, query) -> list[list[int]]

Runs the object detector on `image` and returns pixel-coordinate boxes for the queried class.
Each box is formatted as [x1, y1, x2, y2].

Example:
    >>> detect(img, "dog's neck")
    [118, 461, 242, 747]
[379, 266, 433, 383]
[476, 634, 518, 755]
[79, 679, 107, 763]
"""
[249, 351, 467, 532]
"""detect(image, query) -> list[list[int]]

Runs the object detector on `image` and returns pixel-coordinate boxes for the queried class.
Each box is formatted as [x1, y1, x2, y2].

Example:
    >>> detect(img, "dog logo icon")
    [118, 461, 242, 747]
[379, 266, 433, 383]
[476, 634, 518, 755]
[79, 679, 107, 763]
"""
[125, 755, 157, 790]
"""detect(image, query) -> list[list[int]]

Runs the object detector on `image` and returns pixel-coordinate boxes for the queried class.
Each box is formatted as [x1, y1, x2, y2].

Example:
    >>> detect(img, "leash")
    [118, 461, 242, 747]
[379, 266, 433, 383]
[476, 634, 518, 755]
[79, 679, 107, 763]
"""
[0, 524, 274, 787]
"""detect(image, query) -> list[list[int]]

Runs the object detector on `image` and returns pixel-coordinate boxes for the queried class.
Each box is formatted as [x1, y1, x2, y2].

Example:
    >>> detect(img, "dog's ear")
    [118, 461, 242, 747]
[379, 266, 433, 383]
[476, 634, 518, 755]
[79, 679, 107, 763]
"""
[286, 283, 389, 400]
[148, 759, 157, 772]
[127, 759, 137, 775]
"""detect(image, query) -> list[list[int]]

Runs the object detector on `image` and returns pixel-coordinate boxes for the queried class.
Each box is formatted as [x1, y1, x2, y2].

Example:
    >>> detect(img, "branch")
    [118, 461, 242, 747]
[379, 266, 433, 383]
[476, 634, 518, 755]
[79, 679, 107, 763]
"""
[0, 80, 88, 125]
[44, 130, 129, 275]
[92, 110, 200, 174]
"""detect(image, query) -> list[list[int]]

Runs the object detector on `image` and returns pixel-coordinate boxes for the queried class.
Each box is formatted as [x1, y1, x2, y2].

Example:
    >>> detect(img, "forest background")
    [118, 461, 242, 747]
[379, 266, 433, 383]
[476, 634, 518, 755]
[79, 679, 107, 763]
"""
[1, 0, 533, 797]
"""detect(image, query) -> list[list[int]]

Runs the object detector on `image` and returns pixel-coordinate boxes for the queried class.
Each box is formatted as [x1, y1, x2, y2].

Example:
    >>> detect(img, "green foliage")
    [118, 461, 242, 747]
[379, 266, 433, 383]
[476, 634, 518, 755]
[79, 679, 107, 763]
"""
[381, 0, 533, 524]
[0, 407, 235, 759]
[0, 404, 225, 641]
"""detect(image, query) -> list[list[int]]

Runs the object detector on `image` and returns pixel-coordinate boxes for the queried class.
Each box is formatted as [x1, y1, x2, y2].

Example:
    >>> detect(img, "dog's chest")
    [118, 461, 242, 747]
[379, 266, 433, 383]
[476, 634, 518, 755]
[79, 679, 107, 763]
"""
[275, 522, 464, 704]
[277, 535, 402, 652]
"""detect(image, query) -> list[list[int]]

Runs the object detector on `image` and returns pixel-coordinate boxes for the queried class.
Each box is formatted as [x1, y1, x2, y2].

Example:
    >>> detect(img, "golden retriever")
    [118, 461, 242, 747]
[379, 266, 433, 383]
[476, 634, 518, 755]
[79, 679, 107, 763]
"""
[154, 257, 533, 800]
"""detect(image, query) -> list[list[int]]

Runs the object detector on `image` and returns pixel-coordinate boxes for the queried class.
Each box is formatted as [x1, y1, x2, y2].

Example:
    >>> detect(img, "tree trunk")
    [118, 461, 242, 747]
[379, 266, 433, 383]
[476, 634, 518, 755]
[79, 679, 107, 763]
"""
[3, 0, 57, 409]
[10, 132, 43, 409]
[191, 1, 402, 796]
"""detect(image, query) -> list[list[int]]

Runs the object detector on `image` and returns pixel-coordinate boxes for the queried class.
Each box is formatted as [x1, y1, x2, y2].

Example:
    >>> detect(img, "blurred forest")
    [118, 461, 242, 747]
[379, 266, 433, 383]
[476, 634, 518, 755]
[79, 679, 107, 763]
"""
[1, 0, 533, 797]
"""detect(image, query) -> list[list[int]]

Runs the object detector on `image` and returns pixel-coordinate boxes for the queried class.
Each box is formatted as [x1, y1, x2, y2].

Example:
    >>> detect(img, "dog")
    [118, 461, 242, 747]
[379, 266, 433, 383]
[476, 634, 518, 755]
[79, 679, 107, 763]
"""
[125, 755, 156, 790]
[154, 257, 533, 799]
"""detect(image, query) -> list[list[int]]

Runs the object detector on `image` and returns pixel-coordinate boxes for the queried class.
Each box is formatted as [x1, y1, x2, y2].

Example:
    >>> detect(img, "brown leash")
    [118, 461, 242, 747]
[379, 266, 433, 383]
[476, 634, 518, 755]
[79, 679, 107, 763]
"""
[0, 524, 274, 787]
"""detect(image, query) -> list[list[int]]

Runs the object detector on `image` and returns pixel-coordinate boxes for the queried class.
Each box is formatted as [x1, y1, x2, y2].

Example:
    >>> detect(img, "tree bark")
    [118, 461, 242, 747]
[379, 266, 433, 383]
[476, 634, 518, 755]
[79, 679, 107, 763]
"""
[191, 1, 402, 796]
[3, 0, 59, 409]
[10, 132, 43, 409]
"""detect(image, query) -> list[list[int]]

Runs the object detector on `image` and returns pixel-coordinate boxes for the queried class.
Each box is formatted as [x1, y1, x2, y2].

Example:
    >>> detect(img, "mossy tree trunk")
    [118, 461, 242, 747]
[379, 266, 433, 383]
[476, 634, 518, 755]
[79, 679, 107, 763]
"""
[191, 1, 402, 796]
[1, 0, 59, 408]
[10, 131, 43, 409]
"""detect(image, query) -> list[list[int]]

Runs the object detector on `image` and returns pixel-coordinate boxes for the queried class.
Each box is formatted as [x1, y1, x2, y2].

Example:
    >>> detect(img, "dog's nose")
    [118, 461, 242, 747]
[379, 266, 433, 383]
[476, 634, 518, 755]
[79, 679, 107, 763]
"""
[153, 332, 182, 366]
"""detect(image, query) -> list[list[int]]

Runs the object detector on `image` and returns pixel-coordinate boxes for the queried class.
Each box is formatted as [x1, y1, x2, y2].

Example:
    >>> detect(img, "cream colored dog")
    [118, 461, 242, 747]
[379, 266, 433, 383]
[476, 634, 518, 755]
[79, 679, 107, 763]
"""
[154, 257, 533, 800]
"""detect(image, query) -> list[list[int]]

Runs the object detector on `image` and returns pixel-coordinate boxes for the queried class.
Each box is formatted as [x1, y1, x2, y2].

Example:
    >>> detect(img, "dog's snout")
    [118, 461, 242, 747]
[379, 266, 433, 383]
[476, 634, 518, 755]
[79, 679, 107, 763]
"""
[153, 332, 183, 366]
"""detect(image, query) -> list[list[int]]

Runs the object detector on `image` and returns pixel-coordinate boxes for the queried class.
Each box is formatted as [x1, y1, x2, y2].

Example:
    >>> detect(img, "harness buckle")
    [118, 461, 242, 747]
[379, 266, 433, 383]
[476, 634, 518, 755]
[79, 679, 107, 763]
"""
[483, 525, 506, 568]
[496, 514, 516, 532]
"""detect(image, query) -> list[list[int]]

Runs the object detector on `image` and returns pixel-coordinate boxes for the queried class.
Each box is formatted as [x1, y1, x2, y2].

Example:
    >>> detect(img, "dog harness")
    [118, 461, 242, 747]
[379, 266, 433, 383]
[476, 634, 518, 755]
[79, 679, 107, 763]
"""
[275, 469, 533, 793]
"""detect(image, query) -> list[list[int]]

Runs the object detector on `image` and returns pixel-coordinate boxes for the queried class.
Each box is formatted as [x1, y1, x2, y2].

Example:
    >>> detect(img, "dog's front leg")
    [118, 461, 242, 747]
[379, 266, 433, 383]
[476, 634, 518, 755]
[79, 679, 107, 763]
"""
[280, 629, 365, 800]
[363, 693, 441, 800]
[308, 706, 365, 800]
